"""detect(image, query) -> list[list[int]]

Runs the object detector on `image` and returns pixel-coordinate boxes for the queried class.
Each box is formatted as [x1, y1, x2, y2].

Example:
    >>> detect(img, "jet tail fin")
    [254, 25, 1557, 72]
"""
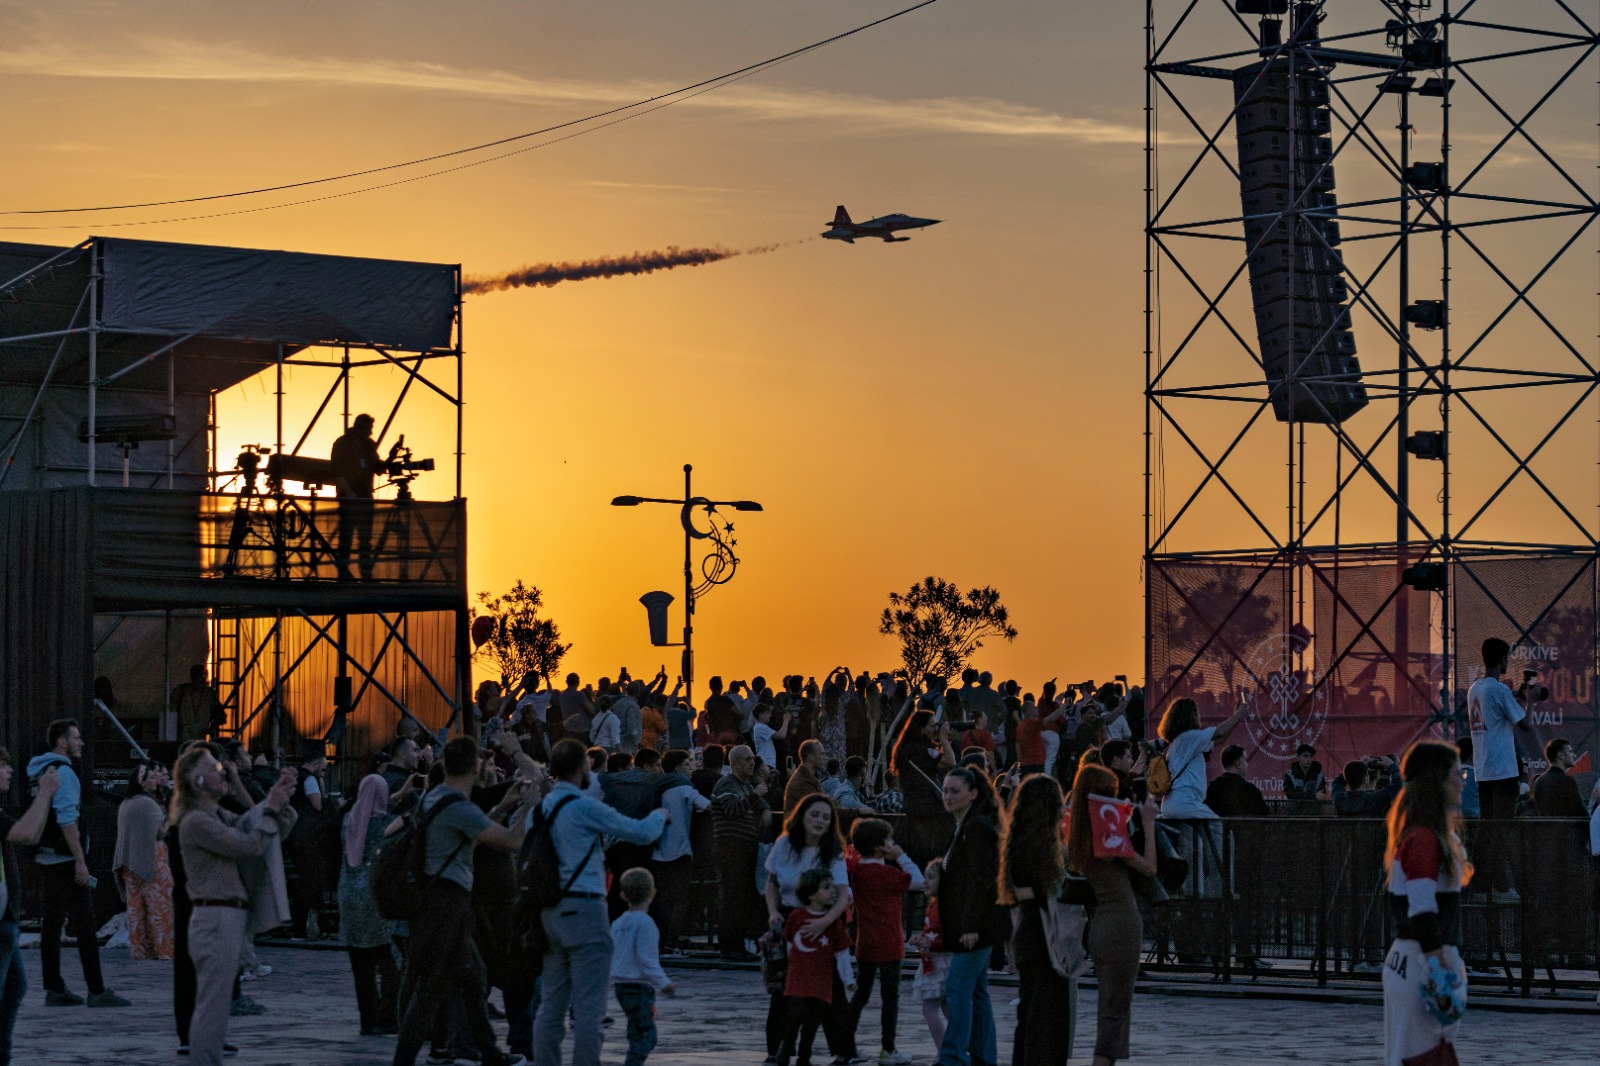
[832, 205, 852, 226]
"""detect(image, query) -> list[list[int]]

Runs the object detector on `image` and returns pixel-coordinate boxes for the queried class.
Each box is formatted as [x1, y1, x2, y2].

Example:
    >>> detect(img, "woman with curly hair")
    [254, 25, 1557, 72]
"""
[1382, 739, 1472, 1066]
[999, 774, 1073, 1066]
[1067, 764, 1158, 1066]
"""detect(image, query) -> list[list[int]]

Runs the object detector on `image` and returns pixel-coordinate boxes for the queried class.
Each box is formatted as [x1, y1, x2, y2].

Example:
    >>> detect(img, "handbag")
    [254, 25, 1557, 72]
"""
[1042, 876, 1092, 979]
[1403, 1040, 1460, 1066]
[1013, 875, 1092, 980]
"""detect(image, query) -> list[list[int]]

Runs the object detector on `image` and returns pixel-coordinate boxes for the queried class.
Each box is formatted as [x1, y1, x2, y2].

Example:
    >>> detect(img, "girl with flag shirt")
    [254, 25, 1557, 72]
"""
[1382, 740, 1471, 1066]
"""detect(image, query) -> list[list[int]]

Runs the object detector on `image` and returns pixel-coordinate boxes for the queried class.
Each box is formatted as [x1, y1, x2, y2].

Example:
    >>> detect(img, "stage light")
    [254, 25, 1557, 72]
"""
[1405, 431, 1445, 462]
[1404, 162, 1446, 192]
[1402, 562, 1447, 592]
[1404, 300, 1447, 331]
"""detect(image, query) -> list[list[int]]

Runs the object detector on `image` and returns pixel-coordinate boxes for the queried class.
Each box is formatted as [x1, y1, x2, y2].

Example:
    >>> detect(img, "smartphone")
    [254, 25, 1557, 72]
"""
[785, 756, 796, 773]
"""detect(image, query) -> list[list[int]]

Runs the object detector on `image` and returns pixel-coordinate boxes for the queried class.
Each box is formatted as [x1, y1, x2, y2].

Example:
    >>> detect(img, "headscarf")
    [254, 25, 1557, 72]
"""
[343, 773, 391, 869]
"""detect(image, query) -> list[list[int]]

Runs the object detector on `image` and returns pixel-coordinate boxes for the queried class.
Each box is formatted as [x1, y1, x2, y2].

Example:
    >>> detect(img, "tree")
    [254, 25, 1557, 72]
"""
[471, 581, 571, 695]
[879, 576, 1019, 682]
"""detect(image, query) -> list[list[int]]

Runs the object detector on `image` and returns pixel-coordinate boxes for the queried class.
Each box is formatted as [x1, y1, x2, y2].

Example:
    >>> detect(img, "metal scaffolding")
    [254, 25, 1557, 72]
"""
[0, 237, 469, 778]
[1143, 0, 1599, 789]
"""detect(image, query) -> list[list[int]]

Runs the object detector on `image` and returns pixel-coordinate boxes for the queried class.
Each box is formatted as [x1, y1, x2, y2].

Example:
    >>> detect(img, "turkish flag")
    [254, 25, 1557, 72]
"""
[1089, 794, 1137, 859]
[1568, 750, 1592, 775]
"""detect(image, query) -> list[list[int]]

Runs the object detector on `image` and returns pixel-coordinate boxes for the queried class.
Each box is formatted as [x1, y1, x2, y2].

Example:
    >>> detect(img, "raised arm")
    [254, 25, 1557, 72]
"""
[1214, 698, 1249, 740]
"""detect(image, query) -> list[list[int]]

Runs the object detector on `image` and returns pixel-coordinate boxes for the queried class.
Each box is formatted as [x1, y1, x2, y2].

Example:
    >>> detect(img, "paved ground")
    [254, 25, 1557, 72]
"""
[11, 944, 1595, 1065]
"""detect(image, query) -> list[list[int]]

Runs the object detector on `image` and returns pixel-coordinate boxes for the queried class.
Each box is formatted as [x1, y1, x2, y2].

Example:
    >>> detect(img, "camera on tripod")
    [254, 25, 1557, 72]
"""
[379, 435, 434, 503]
[380, 435, 435, 479]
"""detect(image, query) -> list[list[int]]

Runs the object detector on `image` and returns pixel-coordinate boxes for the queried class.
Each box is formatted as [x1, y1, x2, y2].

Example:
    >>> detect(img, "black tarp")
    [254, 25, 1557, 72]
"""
[0, 489, 93, 770]
[97, 239, 458, 352]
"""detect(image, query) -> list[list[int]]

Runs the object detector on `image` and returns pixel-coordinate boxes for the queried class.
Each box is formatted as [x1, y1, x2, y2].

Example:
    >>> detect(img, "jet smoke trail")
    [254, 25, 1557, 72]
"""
[463, 243, 784, 294]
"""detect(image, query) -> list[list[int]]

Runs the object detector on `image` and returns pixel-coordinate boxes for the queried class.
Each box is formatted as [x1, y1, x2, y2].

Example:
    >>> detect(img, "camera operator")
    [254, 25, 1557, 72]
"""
[331, 413, 380, 580]
[1467, 638, 1534, 900]
[1333, 756, 1401, 817]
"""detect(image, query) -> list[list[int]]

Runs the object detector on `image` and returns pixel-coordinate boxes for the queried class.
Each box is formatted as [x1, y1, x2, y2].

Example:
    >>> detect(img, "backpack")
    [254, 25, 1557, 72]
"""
[510, 794, 597, 967]
[371, 792, 468, 921]
[1146, 750, 1174, 797]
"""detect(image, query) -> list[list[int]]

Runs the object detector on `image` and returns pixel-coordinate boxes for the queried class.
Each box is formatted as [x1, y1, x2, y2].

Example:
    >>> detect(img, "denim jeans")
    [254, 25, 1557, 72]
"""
[0, 920, 27, 1066]
[938, 947, 996, 1066]
[613, 982, 657, 1066]
[532, 900, 612, 1066]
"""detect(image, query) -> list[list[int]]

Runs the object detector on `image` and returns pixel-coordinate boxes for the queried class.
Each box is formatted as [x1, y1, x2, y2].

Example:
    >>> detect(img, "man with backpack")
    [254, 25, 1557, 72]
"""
[392, 736, 537, 1066]
[27, 719, 130, 1008]
[530, 738, 668, 1066]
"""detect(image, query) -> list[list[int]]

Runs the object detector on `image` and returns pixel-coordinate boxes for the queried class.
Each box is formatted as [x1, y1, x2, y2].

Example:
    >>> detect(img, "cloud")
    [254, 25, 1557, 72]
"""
[0, 35, 1154, 146]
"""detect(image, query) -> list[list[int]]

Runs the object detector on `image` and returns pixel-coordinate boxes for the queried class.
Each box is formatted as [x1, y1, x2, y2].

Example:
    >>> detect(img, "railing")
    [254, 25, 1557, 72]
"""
[1156, 816, 1599, 993]
[197, 492, 463, 584]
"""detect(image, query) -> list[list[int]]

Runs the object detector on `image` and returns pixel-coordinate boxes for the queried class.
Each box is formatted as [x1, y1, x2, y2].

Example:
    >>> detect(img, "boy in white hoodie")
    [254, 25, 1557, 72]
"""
[610, 868, 675, 1066]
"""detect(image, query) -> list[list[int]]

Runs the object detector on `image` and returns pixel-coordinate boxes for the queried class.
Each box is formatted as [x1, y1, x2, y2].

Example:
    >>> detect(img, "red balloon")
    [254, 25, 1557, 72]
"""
[470, 616, 495, 647]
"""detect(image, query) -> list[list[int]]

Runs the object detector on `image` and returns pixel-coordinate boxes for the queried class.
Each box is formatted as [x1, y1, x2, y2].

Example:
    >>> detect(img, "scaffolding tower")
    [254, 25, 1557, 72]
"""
[1144, 0, 1600, 791]
[0, 236, 469, 780]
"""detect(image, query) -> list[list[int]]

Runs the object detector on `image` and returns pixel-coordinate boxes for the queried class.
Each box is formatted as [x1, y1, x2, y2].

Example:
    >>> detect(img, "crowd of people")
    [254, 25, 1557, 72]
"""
[0, 639, 1594, 1066]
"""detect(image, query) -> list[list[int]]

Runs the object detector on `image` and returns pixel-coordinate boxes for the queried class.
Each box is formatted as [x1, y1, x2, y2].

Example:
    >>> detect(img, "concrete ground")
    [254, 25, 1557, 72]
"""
[11, 944, 1595, 1066]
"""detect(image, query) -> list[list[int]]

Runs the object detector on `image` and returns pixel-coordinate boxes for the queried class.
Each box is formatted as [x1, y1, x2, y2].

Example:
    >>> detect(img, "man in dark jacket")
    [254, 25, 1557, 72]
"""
[1282, 744, 1327, 811]
[1205, 745, 1269, 817]
[1532, 738, 1587, 817]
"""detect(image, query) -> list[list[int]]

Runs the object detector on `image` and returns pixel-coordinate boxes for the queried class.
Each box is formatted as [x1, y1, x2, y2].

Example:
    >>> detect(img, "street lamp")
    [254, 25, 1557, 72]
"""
[611, 463, 762, 711]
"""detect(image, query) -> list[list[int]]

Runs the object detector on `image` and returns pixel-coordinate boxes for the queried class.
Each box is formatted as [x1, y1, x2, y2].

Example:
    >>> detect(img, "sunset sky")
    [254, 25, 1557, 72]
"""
[5, 0, 1595, 693]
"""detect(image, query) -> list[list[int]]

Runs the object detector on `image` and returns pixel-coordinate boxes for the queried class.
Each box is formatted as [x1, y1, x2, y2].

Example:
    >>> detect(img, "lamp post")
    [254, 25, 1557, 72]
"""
[611, 463, 762, 711]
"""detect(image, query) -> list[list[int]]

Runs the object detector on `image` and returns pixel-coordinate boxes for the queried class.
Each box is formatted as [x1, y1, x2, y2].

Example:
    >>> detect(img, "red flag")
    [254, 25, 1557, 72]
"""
[1568, 750, 1591, 775]
[1089, 794, 1137, 859]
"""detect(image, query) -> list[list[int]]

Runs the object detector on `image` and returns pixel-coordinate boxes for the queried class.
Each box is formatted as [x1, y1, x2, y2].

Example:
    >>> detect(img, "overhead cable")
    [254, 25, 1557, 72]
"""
[1, 0, 942, 218]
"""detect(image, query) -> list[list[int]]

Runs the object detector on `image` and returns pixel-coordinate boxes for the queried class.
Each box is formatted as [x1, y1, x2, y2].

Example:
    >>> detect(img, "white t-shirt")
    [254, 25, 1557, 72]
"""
[1158, 726, 1217, 819]
[303, 776, 321, 798]
[1105, 714, 1132, 741]
[753, 721, 778, 768]
[1467, 676, 1525, 783]
[653, 782, 711, 862]
[765, 836, 849, 908]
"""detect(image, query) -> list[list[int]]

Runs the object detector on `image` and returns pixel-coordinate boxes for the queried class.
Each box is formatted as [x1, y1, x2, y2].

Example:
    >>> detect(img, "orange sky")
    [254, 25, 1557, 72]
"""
[5, 1, 1595, 692]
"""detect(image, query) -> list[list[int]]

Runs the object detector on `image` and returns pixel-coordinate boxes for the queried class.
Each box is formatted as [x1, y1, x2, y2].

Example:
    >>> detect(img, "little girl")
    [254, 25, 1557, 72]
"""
[911, 858, 951, 1046]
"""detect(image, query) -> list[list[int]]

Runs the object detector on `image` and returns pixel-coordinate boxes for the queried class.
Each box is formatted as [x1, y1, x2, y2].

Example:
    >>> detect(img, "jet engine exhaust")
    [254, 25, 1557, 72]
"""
[463, 243, 784, 294]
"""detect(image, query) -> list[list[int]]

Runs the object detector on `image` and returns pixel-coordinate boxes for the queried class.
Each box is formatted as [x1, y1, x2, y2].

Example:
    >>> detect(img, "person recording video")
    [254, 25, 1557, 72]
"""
[331, 413, 380, 580]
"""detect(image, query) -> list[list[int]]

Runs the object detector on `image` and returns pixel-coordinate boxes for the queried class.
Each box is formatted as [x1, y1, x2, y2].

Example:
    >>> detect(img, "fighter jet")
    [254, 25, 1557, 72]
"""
[821, 205, 941, 244]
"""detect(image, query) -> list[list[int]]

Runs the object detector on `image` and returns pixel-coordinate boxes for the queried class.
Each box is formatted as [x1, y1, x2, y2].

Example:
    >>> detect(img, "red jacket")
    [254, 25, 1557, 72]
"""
[849, 858, 913, 964]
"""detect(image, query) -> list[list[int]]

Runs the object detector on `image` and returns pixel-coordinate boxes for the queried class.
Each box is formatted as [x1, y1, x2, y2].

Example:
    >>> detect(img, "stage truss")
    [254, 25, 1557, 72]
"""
[1143, 0, 1600, 789]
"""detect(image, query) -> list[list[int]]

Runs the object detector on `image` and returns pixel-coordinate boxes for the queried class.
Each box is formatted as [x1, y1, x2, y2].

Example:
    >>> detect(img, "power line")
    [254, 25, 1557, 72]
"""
[2, 0, 942, 219]
[0, 54, 802, 231]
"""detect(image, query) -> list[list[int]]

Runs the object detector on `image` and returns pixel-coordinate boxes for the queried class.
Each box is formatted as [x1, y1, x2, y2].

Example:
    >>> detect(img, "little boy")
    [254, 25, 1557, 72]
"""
[778, 868, 853, 1066]
[847, 819, 925, 1066]
[610, 868, 675, 1066]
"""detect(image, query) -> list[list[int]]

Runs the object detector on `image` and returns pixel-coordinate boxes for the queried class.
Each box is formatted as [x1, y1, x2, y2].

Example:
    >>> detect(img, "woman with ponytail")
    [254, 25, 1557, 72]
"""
[1382, 740, 1472, 1066]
